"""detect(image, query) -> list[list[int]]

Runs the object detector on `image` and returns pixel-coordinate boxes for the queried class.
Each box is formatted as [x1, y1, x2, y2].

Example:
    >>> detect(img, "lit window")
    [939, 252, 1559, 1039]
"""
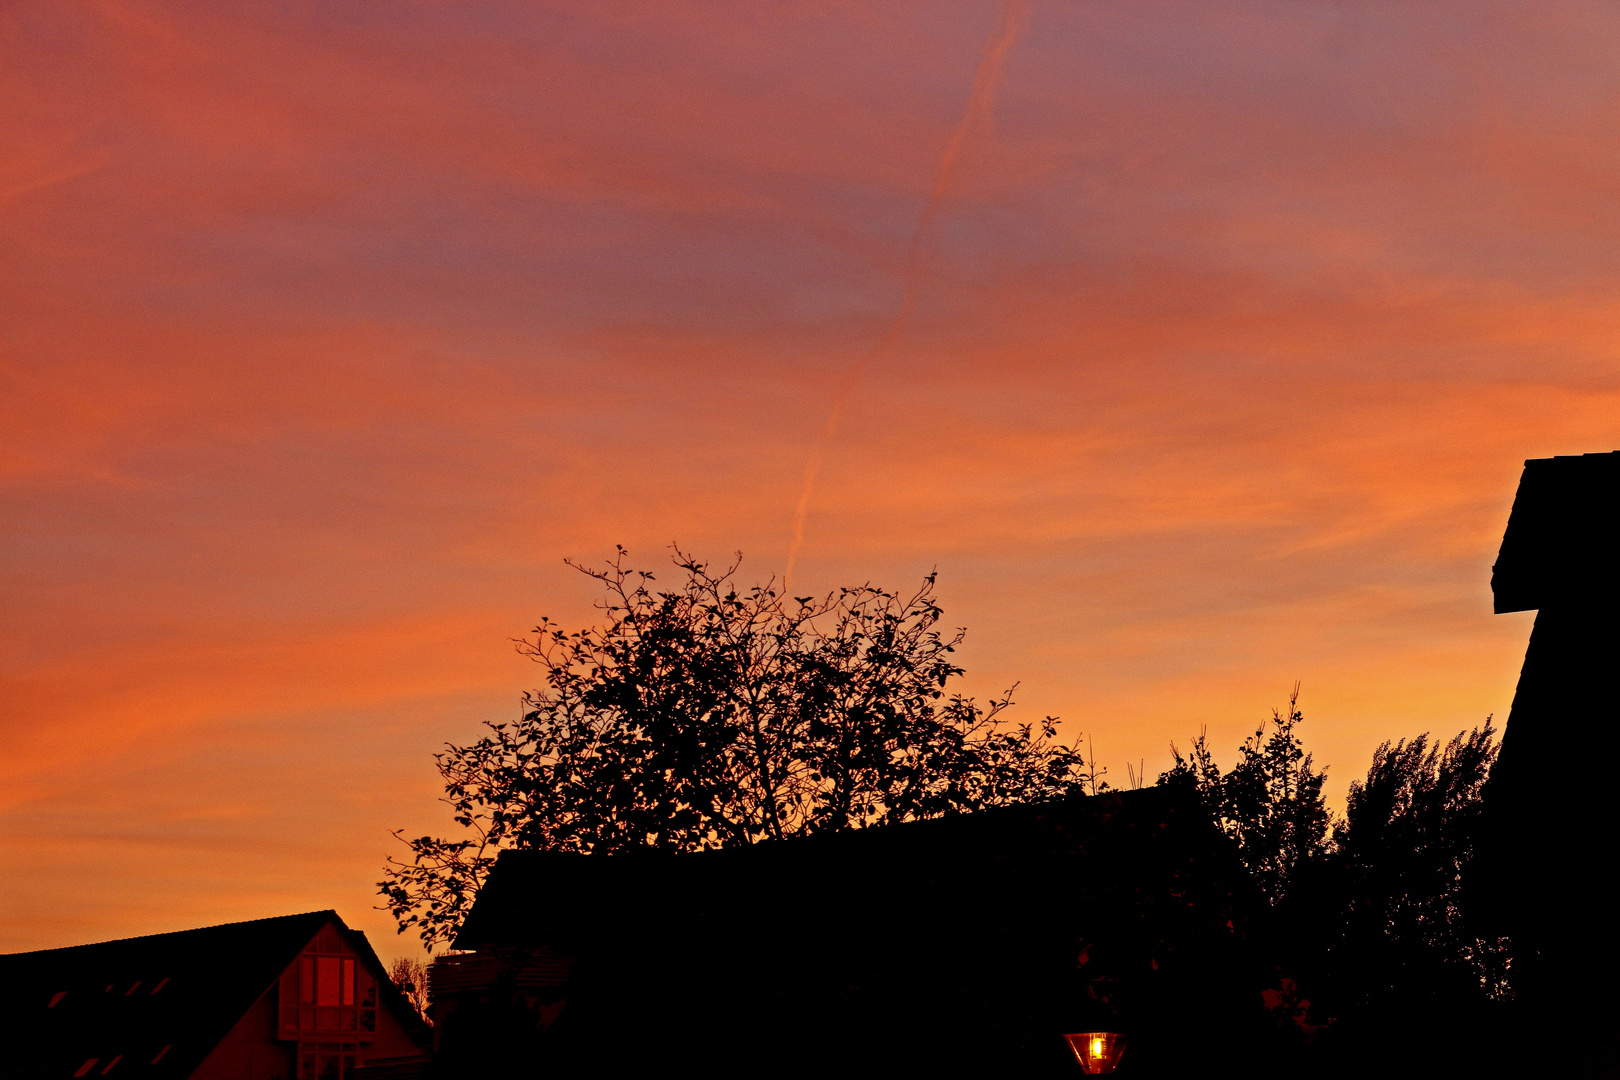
[73, 1060, 98, 1077]
[282, 934, 374, 1040]
[317, 958, 340, 1007]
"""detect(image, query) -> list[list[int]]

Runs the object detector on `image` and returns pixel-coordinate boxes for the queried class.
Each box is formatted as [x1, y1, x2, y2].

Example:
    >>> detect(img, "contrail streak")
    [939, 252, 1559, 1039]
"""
[784, 0, 1031, 591]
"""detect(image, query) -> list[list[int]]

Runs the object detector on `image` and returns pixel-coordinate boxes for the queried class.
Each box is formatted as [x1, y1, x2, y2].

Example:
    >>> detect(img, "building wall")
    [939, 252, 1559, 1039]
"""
[191, 984, 294, 1080]
[191, 918, 428, 1079]
[357, 978, 431, 1065]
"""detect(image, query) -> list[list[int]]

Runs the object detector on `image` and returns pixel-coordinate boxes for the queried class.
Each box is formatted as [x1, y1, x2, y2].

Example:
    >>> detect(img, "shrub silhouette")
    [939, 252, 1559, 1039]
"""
[1159, 684, 1331, 907]
[1166, 696, 1509, 1076]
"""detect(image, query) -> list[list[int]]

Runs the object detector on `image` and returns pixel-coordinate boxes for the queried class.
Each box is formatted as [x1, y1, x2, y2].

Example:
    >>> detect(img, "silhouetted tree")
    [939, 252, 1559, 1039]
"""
[388, 955, 431, 1023]
[1275, 722, 1510, 1079]
[381, 547, 1095, 947]
[1160, 684, 1331, 905]
[1325, 722, 1508, 1009]
[1161, 698, 1510, 1075]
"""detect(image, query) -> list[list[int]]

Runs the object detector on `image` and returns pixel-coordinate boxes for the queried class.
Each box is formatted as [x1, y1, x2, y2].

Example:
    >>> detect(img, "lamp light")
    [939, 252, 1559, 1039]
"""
[1063, 1031, 1127, 1074]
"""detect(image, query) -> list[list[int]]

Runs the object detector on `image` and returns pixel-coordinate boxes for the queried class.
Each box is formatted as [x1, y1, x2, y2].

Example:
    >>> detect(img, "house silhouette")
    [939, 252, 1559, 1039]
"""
[428, 785, 1290, 1078]
[0, 911, 429, 1080]
[1487, 450, 1620, 1077]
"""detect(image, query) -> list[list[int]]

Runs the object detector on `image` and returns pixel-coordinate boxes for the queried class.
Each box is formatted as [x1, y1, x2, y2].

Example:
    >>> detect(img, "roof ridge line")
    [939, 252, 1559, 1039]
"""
[0, 909, 338, 957]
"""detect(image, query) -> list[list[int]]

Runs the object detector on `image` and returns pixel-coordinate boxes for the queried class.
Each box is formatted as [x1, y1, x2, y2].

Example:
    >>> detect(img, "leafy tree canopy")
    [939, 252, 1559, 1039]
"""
[1159, 684, 1331, 906]
[381, 547, 1095, 948]
[1328, 723, 1507, 1008]
[1163, 689, 1508, 1046]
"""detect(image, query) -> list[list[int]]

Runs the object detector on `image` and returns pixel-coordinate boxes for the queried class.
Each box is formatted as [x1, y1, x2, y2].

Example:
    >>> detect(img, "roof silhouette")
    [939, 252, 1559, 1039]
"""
[444, 785, 1286, 1077]
[0, 911, 384, 1080]
[1492, 450, 1620, 613]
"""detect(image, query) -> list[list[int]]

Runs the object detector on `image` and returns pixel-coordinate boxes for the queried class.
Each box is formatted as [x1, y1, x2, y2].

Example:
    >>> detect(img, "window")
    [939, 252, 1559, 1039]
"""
[297, 1042, 357, 1080]
[280, 930, 375, 1041]
[317, 957, 339, 1007]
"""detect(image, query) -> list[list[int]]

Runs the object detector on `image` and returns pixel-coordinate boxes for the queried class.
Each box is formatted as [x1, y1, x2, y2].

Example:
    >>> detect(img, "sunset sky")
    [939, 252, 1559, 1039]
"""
[5, 0, 1619, 962]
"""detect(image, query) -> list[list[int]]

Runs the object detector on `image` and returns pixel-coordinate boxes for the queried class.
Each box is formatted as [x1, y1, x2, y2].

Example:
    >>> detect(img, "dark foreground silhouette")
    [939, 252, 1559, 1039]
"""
[422, 454, 1620, 1078]
[14, 453, 1617, 1078]
[430, 787, 1295, 1079]
[1482, 451, 1620, 1078]
[0, 912, 429, 1080]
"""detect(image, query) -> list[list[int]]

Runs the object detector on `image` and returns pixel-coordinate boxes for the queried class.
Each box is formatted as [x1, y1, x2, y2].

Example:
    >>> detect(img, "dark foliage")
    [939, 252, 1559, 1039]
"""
[1289, 721, 1510, 1077]
[388, 955, 431, 1023]
[1159, 683, 1331, 906]
[381, 547, 1096, 947]
[1326, 722, 1509, 1010]
[1164, 693, 1512, 1075]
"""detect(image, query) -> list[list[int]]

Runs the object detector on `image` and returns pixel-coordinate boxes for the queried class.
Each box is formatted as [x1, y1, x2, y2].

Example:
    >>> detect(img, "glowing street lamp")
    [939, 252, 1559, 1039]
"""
[1063, 1031, 1127, 1074]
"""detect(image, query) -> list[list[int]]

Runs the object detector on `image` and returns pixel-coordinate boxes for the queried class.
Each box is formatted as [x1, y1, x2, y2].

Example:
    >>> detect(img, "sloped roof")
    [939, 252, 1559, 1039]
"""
[0, 910, 416, 1080]
[449, 786, 1280, 1077]
[1493, 450, 1620, 613]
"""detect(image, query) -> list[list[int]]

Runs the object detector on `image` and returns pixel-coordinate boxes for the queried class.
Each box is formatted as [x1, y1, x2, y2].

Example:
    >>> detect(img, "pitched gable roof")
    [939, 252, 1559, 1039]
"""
[0, 911, 381, 1080]
[1492, 450, 1620, 613]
